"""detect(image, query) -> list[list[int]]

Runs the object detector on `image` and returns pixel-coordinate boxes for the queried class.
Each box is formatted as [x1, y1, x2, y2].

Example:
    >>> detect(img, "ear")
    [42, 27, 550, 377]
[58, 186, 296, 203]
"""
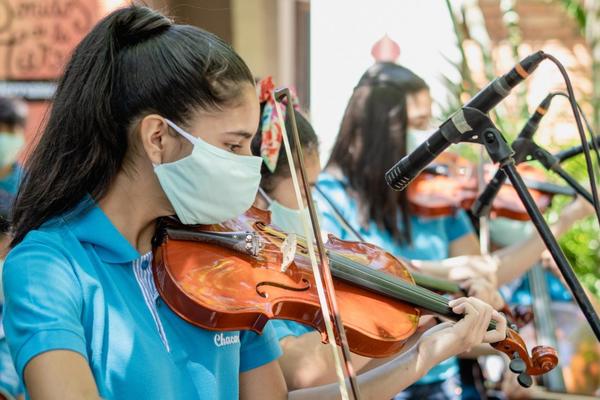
[138, 114, 169, 165]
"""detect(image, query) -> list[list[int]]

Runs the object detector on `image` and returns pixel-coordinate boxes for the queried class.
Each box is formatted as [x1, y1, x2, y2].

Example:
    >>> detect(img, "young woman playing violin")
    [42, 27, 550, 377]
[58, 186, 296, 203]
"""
[315, 62, 592, 399]
[1, 6, 507, 400]
[352, 63, 592, 287]
[252, 78, 506, 392]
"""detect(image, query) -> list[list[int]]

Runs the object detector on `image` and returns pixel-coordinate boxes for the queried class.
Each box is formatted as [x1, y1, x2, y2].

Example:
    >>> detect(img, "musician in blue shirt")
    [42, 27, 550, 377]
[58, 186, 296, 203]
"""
[1, 6, 507, 400]
[313, 61, 591, 399]
[252, 77, 505, 394]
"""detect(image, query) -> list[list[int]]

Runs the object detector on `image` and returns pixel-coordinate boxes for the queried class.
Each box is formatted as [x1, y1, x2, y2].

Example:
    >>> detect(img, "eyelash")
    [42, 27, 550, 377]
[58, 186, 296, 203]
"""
[226, 143, 241, 153]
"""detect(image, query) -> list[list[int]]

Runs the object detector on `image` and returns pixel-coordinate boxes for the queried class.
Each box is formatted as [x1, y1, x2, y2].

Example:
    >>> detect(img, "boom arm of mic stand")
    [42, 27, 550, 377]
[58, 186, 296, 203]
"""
[457, 109, 600, 343]
[472, 137, 595, 219]
[555, 135, 600, 163]
[516, 139, 594, 205]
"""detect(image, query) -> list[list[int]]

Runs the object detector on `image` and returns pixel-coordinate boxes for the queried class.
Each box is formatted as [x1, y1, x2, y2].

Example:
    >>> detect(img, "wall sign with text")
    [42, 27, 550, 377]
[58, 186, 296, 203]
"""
[0, 0, 102, 100]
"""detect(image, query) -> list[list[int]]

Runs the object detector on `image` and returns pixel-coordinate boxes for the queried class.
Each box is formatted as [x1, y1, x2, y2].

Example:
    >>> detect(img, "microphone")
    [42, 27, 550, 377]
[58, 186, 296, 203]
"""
[512, 93, 553, 163]
[385, 51, 545, 191]
[470, 93, 554, 217]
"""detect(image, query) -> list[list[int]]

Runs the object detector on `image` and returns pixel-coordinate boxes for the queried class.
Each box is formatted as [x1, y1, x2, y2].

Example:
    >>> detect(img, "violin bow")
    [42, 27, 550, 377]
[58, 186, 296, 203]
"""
[273, 88, 361, 400]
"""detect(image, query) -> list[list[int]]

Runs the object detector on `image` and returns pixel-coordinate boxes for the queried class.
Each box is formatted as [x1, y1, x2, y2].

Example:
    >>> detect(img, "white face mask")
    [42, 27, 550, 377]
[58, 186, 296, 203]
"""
[153, 119, 262, 225]
[406, 127, 434, 152]
[258, 187, 320, 236]
[0, 132, 24, 168]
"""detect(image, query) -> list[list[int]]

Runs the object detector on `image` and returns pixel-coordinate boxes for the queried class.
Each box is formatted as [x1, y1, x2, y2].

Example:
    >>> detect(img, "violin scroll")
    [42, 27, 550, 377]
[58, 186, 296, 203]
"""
[491, 328, 558, 387]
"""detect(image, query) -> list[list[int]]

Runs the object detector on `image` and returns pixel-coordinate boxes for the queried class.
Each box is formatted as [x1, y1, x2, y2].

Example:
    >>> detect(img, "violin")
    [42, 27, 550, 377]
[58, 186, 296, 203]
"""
[407, 152, 574, 220]
[152, 206, 558, 385]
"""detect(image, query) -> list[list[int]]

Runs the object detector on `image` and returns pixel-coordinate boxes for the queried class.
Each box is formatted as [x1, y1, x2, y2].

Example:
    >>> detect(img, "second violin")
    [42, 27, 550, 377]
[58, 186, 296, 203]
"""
[408, 152, 573, 220]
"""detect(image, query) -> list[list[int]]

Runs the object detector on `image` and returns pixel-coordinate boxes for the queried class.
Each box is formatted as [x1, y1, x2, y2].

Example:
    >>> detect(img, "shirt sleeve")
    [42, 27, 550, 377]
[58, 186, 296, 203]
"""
[238, 322, 282, 373]
[2, 237, 87, 379]
[0, 336, 22, 399]
[444, 209, 475, 242]
[267, 320, 314, 342]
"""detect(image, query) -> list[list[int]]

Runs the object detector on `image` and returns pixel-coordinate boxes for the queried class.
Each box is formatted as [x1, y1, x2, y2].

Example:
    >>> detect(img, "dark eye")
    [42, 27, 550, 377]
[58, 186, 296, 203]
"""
[226, 143, 242, 153]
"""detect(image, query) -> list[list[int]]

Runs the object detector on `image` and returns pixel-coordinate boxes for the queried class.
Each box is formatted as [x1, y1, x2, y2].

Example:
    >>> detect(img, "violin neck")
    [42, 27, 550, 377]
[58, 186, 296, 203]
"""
[411, 272, 462, 294]
[327, 252, 500, 330]
[327, 252, 455, 316]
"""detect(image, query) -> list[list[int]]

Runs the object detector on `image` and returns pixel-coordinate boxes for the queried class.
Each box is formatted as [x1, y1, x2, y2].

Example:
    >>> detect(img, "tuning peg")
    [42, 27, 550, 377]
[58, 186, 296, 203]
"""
[509, 352, 526, 374]
[517, 372, 533, 388]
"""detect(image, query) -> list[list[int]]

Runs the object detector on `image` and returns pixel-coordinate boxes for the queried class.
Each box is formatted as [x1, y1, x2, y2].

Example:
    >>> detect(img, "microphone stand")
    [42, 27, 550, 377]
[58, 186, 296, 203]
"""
[477, 146, 491, 255]
[457, 107, 600, 342]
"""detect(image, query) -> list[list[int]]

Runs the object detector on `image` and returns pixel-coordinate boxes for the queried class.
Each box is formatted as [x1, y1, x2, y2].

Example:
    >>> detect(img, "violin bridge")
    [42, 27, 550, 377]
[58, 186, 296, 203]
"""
[280, 233, 297, 272]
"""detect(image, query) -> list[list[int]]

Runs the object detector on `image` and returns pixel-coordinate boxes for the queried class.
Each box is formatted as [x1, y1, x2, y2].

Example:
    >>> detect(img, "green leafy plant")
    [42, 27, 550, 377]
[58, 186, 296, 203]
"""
[554, 0, 586, 32]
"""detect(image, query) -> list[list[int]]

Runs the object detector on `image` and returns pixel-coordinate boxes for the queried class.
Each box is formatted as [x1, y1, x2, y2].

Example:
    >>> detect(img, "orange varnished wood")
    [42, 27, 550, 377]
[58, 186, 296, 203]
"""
[152, 207, 559, 374]
[408, 152, 554, 220]
[153, 207, 419, 358]
[492, 329, 558, 375]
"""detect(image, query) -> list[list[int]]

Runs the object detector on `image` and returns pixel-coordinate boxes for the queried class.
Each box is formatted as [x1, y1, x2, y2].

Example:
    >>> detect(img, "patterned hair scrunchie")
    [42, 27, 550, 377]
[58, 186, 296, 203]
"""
[257, 76, 300, 173]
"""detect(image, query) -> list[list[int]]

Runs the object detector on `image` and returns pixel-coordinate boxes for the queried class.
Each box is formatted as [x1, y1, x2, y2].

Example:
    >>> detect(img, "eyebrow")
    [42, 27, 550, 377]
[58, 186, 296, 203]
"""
[224, 130, 254, 139]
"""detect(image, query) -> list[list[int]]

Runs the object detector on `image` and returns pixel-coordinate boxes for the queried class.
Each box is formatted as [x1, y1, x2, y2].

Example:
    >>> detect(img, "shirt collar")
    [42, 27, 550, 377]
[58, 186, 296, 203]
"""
[63, 196, 141, 264]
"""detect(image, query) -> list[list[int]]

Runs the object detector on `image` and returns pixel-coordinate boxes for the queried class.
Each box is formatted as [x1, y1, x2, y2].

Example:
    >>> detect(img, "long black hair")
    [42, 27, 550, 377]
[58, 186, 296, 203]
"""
[252, 106, 318, 193]
[327, 62, 428, 244]
[11, 5, 254, 245]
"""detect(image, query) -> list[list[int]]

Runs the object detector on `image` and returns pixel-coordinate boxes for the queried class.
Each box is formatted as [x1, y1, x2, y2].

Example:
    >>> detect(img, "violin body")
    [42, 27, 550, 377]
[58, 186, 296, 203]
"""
[152, 207, 558, 379]
[408, 152, 557, 220]
[153, 206, 420, 358]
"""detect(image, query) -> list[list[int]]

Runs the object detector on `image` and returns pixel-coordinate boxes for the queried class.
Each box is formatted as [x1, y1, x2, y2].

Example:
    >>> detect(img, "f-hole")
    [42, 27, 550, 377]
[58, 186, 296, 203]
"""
[256, 279, 311, 298]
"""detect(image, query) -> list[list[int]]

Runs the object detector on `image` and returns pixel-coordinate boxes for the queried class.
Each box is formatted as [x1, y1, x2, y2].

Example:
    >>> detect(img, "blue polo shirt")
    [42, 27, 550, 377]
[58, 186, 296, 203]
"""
[0, 163, 23, 398]
[2, 197, 281, 399]
[314, 171, 474, 386]
[0, 164, 22, 195]
[316, 171, 473, 261]
[269, 320, 314, 341]
[0, 164, 22, 218]
[0, 320, 21, 399]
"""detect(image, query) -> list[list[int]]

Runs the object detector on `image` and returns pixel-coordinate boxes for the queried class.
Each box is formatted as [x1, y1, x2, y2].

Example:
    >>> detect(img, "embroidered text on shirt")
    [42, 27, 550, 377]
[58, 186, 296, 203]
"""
[214, 332, 240, 347]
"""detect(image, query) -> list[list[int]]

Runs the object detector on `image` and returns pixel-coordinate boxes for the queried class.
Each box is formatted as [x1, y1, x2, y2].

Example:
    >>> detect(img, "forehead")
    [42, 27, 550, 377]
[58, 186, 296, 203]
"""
[189, 84, 260, 134]
[407, 89, 431, 107]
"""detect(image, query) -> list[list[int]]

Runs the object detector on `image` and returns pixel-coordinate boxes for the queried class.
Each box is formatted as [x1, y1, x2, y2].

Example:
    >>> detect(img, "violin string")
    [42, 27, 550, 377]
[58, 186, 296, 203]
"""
[326, 250, 448, 303]
[330, 255, 498, 330]
[258, 232, 498, 329]
[266, 245, 448, 310]
[329, 253, 451, 309]
[258, 236, 452, 309]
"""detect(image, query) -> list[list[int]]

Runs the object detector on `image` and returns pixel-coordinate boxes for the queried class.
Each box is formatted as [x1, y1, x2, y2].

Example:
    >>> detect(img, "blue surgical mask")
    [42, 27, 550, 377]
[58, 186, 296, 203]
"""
[153, 119, 262, 225]
[0, 132, 24, 168]
[259, 187, 321, 236]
